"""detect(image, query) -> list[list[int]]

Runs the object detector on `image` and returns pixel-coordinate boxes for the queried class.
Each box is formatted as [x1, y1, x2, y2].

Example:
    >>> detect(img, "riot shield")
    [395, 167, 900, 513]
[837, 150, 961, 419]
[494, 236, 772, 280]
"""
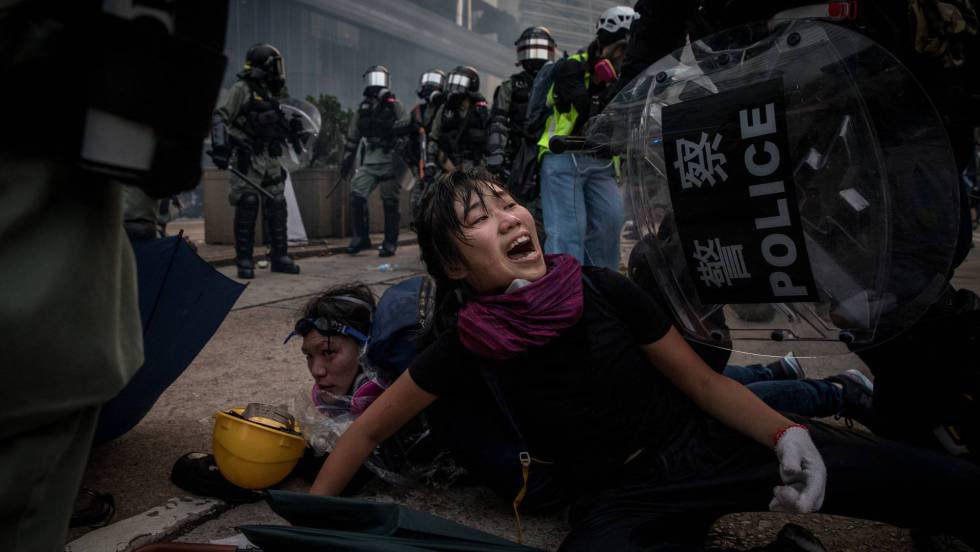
[280, 97, 322, 172]
[594, 20, 960, 355]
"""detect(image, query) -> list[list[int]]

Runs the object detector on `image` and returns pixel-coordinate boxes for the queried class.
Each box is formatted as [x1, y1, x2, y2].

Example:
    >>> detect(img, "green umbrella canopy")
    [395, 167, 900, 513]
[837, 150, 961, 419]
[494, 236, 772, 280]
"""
[240, 490, 543, 551]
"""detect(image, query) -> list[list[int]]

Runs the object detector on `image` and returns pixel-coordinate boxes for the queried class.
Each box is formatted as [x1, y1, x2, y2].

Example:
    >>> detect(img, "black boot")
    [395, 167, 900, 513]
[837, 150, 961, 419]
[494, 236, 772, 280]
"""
[233, 193, 259, 279]
[346, 196, 372, 254]
[266, 195, 300, 274]
[379, 199, 400, 257]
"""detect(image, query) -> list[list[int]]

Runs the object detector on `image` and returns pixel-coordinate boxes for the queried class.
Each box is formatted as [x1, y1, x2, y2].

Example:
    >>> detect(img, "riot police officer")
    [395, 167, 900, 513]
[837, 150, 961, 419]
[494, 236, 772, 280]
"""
[210, 43, 301, 279]
[427, 66, 489, 179]
[395, 69, 447, 218]
[341, 65, 407, 257]
[487, 27, 556, 200]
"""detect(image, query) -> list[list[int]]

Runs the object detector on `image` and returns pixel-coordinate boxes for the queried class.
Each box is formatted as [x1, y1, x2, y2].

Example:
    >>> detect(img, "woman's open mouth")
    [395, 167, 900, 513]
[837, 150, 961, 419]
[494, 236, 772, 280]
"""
[506, 235, 538, 262]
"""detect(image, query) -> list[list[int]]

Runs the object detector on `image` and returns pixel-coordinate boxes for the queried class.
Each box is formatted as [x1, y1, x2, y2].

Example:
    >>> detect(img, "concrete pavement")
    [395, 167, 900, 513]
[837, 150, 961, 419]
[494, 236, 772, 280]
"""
[70, 233, 980, 551]
[168, 218, 416, 267]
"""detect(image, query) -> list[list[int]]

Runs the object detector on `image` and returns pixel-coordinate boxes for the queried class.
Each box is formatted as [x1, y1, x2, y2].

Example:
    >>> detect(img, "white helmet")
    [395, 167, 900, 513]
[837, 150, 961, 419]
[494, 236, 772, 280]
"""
[595, 6, 638, 35]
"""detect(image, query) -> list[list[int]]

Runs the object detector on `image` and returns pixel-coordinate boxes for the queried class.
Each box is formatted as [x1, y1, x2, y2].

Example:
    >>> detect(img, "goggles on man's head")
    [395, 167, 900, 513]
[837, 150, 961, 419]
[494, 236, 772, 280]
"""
[284, 317, 369, 345]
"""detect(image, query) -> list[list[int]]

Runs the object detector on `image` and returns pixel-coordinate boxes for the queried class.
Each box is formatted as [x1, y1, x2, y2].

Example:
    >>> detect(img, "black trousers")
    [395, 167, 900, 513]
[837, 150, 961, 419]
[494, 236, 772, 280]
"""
[559, 416, 980, 551]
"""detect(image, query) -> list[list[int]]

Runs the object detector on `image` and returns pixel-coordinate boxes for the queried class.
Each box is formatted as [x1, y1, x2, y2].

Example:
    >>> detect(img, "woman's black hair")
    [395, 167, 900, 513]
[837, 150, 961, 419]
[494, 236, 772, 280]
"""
[299, 282, 376, 339]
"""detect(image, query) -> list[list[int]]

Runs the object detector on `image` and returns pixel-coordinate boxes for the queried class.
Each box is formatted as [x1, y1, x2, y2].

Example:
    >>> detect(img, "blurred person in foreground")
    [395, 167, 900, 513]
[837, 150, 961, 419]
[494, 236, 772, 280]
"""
[0, 2, 228, 549]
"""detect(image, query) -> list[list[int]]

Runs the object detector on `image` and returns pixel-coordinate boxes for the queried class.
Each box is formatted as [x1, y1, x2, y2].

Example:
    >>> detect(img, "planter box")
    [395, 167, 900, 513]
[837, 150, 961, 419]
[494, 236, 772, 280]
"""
[203, 168, 415, 244]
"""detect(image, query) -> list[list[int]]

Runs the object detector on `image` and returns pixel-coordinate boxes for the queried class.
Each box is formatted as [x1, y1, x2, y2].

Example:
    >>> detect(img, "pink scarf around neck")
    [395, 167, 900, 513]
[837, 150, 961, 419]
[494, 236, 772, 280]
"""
[457, 254, 584, 360]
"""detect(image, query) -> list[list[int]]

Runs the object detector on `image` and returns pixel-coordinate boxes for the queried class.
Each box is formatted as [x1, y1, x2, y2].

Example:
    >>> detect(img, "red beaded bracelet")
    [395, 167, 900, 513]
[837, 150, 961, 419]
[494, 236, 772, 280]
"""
[773, 423, 809, 447]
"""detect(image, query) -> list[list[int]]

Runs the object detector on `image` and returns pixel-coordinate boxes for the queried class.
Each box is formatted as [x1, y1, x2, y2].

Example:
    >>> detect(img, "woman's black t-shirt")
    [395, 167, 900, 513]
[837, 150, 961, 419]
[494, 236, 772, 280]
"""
[409, 267, 701, 481]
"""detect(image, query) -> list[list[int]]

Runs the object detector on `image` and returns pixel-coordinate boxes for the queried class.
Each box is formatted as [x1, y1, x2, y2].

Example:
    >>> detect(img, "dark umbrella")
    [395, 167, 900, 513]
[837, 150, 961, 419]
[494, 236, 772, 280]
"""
[239, 490, 544, 551]
[94, 235, 245, 444]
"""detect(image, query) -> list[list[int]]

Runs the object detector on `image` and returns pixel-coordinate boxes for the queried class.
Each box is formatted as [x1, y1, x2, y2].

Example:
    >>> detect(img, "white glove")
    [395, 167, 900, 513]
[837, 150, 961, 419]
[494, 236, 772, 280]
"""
[770, 425, 826, 514]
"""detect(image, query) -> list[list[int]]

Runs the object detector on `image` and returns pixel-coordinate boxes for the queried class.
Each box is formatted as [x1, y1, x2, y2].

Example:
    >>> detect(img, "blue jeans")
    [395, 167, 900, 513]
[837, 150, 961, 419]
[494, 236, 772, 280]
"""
[723, 363, 842, 418]
[540, 152, 624, 271]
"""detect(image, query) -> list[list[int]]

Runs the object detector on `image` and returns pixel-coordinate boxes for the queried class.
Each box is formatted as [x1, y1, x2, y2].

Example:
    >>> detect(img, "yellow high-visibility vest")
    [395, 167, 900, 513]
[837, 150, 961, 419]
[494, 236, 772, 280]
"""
[537, 51, 590, 159]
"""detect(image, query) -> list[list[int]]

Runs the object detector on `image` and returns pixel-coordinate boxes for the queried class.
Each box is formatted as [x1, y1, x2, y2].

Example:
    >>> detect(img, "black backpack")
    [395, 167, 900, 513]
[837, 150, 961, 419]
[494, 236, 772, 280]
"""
[367, 275, 435, 384]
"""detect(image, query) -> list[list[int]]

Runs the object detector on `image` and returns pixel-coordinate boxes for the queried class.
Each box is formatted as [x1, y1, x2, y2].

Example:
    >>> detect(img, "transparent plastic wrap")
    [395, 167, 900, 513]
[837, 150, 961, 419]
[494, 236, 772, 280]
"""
[592, 20, 960, 355]
[292, 373, 466, 489]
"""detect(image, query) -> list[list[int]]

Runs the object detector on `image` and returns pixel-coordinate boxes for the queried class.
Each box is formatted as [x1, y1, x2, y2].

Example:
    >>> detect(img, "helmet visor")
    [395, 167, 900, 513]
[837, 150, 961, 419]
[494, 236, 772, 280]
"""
[272, 56, 285, 80]
[517, 38, 556, 62]
[447, 73, 472, 92]
[364, 71, 389, 88]
[420, 71, 446, 89]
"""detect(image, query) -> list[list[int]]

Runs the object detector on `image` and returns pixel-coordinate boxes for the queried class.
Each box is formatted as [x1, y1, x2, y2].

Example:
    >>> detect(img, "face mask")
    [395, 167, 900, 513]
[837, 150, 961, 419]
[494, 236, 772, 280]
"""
[593, 58, 618, 83]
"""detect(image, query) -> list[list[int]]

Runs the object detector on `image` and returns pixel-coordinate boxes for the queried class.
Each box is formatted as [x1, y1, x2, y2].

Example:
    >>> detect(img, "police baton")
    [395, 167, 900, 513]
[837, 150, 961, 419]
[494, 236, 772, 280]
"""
[548, 135, 614, 157]
[323, 170, 349, 200]
[228, 167, 276, 200]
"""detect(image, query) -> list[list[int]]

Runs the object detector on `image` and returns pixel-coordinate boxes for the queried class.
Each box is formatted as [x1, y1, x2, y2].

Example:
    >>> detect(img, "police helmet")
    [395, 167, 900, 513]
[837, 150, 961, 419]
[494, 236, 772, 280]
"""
[363, 65, 391, 90]
[244, 43, 286, 88]
[446, 65, 480, 96]
[515, 26, 556, 73]
[417, 69, 447, 99]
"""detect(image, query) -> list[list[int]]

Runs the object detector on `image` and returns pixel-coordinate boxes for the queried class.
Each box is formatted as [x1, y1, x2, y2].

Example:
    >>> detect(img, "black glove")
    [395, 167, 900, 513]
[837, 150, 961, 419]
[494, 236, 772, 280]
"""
[268, 141, 283, 158]
[235, 148, 252, 174]
[486, 153, 505, 174]
[341, 153, 355, 179]
[289, 114, 312, 156]
[292, 132, 313, 155]
[427, 90, 445, 109]
[209, 146, 230, 170]
[424, 162, 437, 182]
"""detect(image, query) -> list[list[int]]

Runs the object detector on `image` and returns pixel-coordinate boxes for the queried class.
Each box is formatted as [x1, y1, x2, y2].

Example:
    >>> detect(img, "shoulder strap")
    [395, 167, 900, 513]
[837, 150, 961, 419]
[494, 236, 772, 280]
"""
[478, 364, 534, 542]
[479, 366, 528, 450]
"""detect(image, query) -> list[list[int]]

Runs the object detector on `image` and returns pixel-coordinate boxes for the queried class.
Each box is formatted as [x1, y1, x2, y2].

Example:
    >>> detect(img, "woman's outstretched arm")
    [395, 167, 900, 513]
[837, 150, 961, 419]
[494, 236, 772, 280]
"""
[309, 371, 437, 496]
[642, 327, 795, 445]
[642, 327, 827, 513]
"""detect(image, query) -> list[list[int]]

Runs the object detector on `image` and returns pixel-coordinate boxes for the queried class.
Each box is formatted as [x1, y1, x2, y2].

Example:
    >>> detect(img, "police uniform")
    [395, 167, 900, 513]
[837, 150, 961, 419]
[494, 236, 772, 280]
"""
[122, 185, 175, 241]
[427, 95, 489, 173]
[343, 90, 406, 255]
[488, 71, 535, 197]
[213, 77, 300, 277]
[216, 79, 289, 205]
[405, 100, 442, 214]
[487, 27, 557, 202]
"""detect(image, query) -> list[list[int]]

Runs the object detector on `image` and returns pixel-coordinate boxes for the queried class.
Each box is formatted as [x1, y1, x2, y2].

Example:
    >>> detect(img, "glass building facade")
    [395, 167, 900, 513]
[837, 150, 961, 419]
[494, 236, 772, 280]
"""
[222, 0, 515, 108]
[519, 0, 622, 55]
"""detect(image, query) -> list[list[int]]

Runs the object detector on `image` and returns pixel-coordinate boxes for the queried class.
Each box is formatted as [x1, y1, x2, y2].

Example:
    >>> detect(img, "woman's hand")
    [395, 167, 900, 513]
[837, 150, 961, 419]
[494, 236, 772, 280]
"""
[309, 371, 437, 496]
[770, 425, 826, 513]
[641, 327, 828, 513]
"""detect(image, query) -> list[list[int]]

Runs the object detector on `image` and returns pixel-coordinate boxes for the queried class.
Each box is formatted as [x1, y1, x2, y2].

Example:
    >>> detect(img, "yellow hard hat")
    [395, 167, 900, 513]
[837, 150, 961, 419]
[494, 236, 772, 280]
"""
[212, 403, 306, 489]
